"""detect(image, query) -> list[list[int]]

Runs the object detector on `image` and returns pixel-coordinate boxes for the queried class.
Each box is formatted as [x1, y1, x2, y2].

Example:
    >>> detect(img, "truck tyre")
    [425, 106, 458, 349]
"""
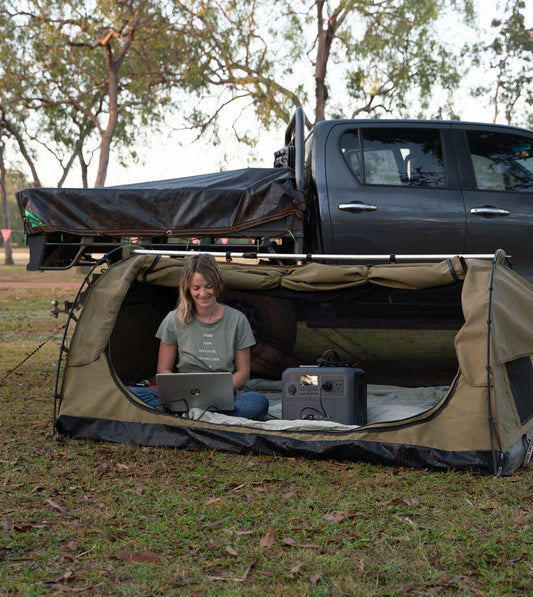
[221, 291, 296, 379]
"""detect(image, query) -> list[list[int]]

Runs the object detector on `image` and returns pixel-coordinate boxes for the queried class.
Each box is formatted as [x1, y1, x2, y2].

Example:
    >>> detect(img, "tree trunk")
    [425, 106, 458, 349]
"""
[79, 150, 89, 189]
[93, 20, 136, 188]
[94, 43, 120, 187]
[94, 98, 118, 187]
[94, 112, 117, 187]
[3, 119, 41, 187]
[314, 0, 343, 123]
[0, 140, 14, 265]
[315, 27, 329, 123]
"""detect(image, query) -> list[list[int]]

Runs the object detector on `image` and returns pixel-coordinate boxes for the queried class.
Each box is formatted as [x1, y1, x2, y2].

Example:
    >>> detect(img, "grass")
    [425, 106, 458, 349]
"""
[1, 256, 533, 595]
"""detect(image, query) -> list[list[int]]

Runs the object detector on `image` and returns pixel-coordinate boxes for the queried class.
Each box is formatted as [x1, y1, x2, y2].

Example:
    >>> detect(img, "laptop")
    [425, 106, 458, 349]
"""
[156, 372, 234, 414]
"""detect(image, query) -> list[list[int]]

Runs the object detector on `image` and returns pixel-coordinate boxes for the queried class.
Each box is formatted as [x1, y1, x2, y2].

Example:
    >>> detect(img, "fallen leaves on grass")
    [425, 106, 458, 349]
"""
[115, 550, 162, 563]
[46, 498, 67, 513]
[289, 562, 303, 577]
[206, 558, 257, 582]
[281, 537, 321, 549]
[204, 516, 232, 529]
[259, 526, 275, 547]
[49, 582, 104, 593]
[323, 511, 345, 522]
[282, 489, 298, 499]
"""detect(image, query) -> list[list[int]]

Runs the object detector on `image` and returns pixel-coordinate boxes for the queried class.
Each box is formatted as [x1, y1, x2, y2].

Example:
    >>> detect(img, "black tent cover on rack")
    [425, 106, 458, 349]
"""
[16, 167, 301, 237]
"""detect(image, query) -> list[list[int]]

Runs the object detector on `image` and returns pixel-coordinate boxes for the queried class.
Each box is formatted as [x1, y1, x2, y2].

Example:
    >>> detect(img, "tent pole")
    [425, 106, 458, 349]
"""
[486, 252, 499, 476]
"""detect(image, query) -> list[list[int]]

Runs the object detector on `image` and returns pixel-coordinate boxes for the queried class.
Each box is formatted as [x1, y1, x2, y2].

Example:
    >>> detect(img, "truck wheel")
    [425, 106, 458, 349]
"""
[221, 291, 296, 379]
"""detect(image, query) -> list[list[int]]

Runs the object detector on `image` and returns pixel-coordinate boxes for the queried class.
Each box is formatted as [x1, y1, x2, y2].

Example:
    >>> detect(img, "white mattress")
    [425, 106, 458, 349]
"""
[185, 379, 449, 432]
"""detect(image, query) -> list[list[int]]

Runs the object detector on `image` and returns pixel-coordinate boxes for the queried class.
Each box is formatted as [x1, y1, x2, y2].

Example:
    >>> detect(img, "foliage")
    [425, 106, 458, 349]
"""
[0, 1, 49, 188]
[184, 0, 480, 132]
[470, 0, 532, 126]
[170, 0, 306, 137]
[2, 168, 29, 217]
[1, 267, 533, 594]
[0, 0, 212, 186]
[172, 0, 476, 137]
[279, 1, 475, 123]
[340, 0, 472, 120]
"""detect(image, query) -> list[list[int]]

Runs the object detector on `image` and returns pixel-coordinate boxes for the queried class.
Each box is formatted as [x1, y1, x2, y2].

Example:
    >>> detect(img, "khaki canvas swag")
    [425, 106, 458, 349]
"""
[55, 251, 533, 475]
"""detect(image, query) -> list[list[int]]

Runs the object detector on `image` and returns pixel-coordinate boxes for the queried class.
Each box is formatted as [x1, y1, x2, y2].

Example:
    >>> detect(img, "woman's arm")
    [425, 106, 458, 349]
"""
[233, 347, 251, 390]
[157, 340, 178, 374]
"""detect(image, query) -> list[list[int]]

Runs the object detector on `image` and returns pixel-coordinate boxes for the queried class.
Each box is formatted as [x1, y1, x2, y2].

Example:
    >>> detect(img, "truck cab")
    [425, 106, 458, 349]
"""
[293, 112, 533, 282]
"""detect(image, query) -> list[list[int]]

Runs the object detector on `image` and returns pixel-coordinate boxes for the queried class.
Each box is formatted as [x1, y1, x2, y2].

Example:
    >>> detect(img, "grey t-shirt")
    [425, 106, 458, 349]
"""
[155, 305, 255, 373]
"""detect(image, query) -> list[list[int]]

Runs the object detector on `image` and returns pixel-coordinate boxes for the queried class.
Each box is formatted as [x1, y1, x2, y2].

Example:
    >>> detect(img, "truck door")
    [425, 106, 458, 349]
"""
[456, 126, 533, 283]
[322, 123, 466, 257]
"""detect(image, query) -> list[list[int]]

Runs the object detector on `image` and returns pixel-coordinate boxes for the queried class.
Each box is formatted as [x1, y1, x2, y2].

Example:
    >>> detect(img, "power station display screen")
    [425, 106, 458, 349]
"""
[300, 374, 319, 386]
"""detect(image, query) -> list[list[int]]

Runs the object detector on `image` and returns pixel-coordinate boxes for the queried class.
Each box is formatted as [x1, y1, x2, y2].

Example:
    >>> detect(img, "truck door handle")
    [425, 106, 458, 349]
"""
[470, 207, 510, 217]
[338, 202, 378, 213]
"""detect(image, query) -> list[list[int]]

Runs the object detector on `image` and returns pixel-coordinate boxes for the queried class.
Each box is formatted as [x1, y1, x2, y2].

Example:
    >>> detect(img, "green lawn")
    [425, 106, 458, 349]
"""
[1, 261, 533, 596]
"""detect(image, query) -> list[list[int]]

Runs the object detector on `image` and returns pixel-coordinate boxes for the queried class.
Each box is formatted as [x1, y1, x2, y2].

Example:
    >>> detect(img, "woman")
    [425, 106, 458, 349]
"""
[132, 253, 269, 421]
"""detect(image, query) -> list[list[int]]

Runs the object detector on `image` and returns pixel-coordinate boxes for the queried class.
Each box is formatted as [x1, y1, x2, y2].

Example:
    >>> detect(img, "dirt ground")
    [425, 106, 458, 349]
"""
[0, 248, 84, 288]
[0, 280, 82, 288]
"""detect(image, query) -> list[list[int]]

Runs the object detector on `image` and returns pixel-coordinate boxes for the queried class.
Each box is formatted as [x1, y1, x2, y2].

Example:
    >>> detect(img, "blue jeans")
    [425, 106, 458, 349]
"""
[129, 387, 268, 421]
[129, 387, 160, 408]
[226, 391, 269, 421]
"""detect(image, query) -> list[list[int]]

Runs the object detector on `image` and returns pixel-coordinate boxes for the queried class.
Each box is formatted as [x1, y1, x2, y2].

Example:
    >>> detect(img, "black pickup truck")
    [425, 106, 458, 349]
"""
[16, 108, 533, 373]
[285, 108, 533, 282]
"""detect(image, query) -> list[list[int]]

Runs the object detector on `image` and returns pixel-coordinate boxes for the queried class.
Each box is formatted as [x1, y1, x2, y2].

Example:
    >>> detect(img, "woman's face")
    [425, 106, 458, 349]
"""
[189, 272, 216, 310]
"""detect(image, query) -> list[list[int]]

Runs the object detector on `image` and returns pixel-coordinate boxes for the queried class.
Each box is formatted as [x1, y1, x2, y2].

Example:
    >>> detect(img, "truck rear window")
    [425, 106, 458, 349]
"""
[340, 128, 446, 188]
[466, 131, 533, 192]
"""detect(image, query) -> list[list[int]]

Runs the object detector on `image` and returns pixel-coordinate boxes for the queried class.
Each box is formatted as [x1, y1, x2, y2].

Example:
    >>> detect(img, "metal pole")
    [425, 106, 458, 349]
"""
[131, 248, 499, 262]
[294, 106, 305, 194]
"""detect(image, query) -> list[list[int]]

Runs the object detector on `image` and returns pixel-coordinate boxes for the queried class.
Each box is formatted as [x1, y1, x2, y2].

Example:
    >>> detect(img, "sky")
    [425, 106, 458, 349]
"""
[27, 0, 533, 188]
[103, 117, 284, 186]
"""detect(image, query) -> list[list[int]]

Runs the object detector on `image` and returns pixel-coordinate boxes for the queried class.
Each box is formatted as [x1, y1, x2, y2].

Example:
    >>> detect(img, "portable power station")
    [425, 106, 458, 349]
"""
[282, 366, 367, 425]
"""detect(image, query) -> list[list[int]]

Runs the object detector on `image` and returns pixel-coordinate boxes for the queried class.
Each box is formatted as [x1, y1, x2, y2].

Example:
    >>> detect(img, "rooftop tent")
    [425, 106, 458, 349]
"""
[17, 167, 301, 237]
[54, 250, 533, 476]
[16, 168, 304, 270]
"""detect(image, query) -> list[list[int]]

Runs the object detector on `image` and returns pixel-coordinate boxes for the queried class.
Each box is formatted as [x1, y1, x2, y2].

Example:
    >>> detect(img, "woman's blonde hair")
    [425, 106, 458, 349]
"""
[177, 253, 225, 324]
